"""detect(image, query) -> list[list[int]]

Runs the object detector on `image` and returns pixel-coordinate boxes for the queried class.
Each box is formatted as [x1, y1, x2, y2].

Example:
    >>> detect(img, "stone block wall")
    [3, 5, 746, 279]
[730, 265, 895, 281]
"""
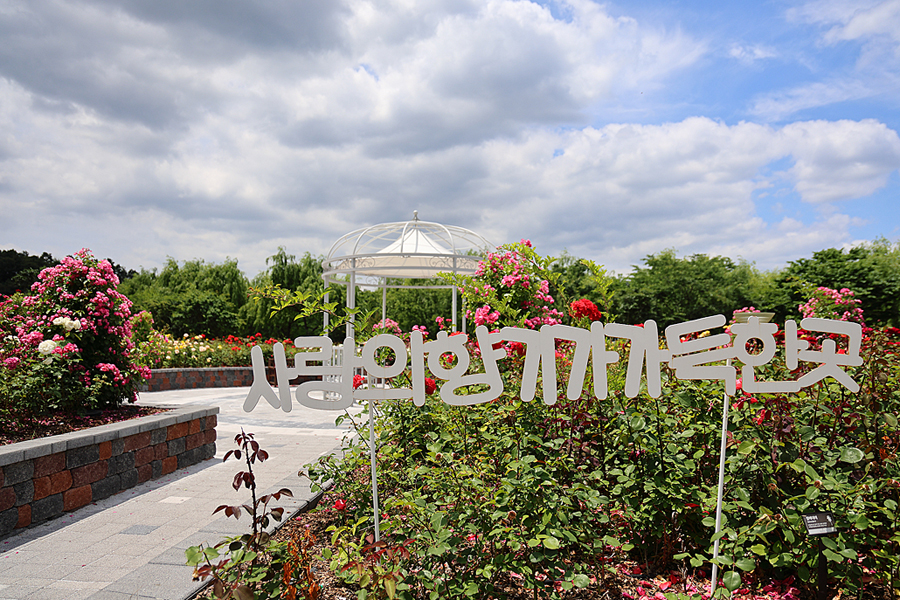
[0, 405, 218, 538]
[140, 367, 254, 392]
[140, 367, 317, 392]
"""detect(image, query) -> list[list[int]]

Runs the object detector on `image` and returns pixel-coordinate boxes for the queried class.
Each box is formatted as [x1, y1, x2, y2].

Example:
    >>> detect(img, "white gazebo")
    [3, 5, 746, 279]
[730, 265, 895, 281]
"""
[322, 211, 493, 338]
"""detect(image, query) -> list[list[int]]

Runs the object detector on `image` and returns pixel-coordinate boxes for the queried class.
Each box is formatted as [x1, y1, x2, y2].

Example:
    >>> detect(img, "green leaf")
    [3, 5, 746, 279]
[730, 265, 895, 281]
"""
[184, 546, 203, 565]
[722, 571, 741, 591]
[750, 544, 766, 556]
[823, 549, 843, 563]
[203, 547, 220, 560]
[736, 440, 755, 455]
[735, 557, 756, 572]
[542, 536, 561, 549]
[883, 413, 898, 427]
[840, 447, 864, 463]
[384, 576, 397, 599]
[630, 415, 646, 431]
[573, 574, 591, 588]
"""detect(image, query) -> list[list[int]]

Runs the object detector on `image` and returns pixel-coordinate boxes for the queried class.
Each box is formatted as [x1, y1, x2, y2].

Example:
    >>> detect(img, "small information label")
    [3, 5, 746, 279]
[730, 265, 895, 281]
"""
[802, 512, 837, 536]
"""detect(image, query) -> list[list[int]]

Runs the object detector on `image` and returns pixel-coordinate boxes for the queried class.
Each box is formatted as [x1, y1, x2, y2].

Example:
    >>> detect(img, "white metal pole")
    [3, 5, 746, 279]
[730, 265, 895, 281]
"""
[710, 360, 731, 596]
[347, 265, 356, 341]
[382, 279, 387, 324]
[452, 285, 458, 332]
[368, 396, 381, 541]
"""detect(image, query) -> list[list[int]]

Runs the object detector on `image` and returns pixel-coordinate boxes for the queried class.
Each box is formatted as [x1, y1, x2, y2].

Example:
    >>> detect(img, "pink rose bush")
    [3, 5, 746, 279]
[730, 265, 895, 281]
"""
[446, 240, 563, 331]
[0, 249, 150, 413]
[799, 286, 865, 326]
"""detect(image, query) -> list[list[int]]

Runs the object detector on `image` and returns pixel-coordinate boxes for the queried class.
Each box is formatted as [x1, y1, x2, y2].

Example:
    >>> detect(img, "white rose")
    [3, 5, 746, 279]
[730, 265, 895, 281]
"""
[38, 340, 58, 355]
[53, 317, 65, 326]
[73, 320, 82, 331]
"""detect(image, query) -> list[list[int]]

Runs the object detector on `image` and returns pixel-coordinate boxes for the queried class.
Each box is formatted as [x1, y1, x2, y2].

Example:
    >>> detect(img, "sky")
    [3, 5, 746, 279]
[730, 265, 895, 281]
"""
[1, 0, 899, 278]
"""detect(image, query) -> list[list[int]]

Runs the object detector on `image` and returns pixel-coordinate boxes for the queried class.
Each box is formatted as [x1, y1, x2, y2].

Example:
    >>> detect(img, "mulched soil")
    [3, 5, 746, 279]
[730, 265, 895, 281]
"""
[0, 404, 169, 446]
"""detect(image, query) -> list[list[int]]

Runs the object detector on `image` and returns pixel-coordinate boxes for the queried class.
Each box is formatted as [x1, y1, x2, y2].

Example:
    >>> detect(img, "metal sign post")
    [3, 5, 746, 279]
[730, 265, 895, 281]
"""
[710, 312, 775, 596]
[802, 511, 836, 600]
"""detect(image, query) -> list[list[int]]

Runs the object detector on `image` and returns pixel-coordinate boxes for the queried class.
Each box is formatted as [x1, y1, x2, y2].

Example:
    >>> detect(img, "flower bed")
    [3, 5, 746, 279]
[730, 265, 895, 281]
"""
[0, 405, 218, 539]
[133, 331, 308, 370]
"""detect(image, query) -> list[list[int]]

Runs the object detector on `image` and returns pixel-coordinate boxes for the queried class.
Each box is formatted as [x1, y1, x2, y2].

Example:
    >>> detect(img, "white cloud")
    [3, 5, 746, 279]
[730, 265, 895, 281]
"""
[728, 44, 777, 64]
[0, 0, 898, 278]
[755, 0, 900, 121]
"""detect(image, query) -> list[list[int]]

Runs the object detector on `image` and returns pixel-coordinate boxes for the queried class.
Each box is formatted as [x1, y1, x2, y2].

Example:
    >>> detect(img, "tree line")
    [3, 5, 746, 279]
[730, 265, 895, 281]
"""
[3, 239, 899, 339]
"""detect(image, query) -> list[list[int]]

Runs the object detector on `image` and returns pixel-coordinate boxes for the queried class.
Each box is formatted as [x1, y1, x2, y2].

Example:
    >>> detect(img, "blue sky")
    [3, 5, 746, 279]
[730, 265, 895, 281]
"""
[0, 0, 898, 276]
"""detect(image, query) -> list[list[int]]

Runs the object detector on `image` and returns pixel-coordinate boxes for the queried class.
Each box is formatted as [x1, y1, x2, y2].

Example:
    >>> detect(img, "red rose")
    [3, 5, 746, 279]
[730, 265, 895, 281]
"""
[424, 377, 437, 395]
[333, 499, 347, 511]
[353, 374, 365, 389]
[569, 299, 602, 322]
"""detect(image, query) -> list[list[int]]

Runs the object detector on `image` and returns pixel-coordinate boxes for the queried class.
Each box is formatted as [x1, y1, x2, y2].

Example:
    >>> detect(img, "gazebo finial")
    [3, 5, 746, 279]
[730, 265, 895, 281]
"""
[413, 210, 418, 221]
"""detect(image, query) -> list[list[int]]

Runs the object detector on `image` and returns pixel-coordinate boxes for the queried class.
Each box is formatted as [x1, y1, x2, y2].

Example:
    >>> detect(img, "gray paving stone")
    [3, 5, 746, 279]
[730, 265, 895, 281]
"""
[121, 524, 159, 535]
[87, 590, 158, 600]
[97, 562, 199, 599]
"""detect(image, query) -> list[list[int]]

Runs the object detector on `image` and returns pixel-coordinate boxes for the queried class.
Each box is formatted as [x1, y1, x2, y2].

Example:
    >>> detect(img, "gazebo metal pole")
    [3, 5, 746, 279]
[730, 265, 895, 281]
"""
[382, 279, 387, 324]
[347, 263, 356, 341]
[323, 290, 329, 332]
[452, 286, 458, 332]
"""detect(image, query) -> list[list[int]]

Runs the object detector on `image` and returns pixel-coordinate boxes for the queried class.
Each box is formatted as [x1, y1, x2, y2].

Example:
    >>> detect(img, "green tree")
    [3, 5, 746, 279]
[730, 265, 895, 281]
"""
[551, 251, 617, 320]
[119, 258, 249, 337]
[0, 249, 58, 296]
[612, 250, 764, 329]
[768, 239, 900, 325]
[242, 248, 329, 339]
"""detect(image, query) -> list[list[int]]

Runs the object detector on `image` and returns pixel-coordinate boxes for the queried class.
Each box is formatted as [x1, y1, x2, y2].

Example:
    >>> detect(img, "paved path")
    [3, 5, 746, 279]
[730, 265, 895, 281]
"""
[0, 387, 356, 600]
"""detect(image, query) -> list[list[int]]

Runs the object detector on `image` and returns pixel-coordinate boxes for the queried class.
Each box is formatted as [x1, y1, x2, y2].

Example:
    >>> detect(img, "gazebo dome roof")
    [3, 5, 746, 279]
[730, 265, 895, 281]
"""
[323, 212, 493, 284]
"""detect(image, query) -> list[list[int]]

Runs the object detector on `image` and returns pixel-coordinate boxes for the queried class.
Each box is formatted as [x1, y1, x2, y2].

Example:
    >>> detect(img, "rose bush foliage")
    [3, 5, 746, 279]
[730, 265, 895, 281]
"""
[303, 245, 900, 599]
[0, 249, 149, 413]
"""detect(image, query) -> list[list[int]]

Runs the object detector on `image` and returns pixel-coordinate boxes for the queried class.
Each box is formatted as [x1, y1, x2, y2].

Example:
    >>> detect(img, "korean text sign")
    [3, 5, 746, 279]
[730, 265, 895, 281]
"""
[243, 315, 862, 413]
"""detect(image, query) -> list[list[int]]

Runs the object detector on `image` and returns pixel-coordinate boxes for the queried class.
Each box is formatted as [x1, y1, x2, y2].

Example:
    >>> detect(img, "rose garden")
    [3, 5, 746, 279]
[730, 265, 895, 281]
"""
[1, 236, 899, 600]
